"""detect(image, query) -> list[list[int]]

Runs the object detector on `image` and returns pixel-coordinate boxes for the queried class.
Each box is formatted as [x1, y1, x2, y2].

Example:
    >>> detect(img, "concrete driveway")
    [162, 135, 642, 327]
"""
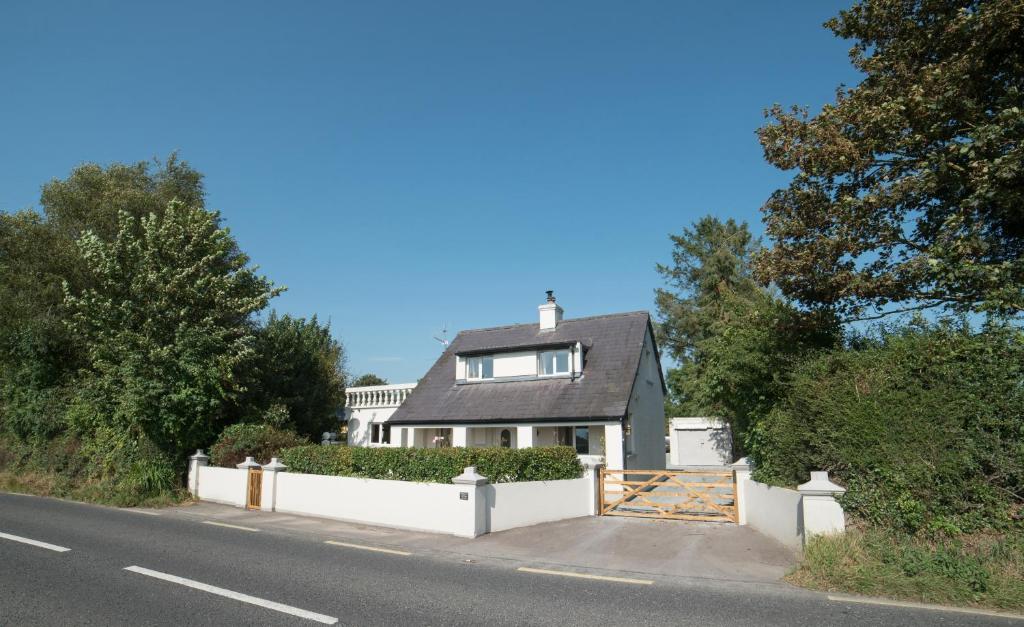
[450, 515, 797, 584]
[175, 502, 797, 585]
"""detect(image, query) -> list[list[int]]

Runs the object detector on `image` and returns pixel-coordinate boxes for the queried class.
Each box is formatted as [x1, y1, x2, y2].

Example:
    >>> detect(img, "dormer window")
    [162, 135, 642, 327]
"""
[538, 349, 570, 376]
[466, 355, 494, 380]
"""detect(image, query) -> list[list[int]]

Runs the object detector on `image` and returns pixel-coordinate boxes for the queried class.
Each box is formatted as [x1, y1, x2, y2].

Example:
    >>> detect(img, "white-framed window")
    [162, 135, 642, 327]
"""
[538, 349, 570, 376]
[466, 355, 494, 380]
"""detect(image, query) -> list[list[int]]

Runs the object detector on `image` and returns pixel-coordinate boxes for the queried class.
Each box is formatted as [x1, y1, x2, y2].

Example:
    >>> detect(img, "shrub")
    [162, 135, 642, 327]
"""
[209, 423, 308, 467]
[280, 445, 353, 476]
[749, 320, 1024, 534]
[277, 445, 582, 483]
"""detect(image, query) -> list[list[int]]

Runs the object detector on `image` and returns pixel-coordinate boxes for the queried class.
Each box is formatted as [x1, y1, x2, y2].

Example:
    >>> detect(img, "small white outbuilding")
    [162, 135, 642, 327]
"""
[668, 417, 733, 467]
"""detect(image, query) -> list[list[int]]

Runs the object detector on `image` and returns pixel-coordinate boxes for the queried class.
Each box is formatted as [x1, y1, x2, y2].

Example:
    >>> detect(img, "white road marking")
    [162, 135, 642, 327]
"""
[325, 540, 411, 556]
[123, 566, 338, 624]
[517, 567, 653, 585]
[0, 531, 71, 553]
[827, 594, 1024, 620]
[202, 521, 259, 532]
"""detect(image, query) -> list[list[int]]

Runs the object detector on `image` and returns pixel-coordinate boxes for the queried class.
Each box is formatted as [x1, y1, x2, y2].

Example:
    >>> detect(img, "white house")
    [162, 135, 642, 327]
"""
[344, 383, 417, 448]
[344, 293, 666, 471]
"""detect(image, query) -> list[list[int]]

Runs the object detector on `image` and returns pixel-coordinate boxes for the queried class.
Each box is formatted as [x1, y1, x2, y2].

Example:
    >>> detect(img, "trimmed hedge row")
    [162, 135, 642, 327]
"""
[278, 445, 583, 483]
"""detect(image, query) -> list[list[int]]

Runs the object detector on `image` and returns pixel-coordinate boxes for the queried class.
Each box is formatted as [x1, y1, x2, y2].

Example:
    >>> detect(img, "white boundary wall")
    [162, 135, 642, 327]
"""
[190, 458, 602, 538]
[196, 466, 248, 507]
[486, 478, 592, 532]
[274, 473, 475, 536]
[742, 479, 803, 550]
[732, 459, 847, 551]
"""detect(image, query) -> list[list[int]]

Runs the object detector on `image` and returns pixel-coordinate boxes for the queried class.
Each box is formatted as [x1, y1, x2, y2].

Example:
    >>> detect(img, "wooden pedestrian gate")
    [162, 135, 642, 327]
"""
[599, 469, 737, 523]
[246, 467, 262, 510]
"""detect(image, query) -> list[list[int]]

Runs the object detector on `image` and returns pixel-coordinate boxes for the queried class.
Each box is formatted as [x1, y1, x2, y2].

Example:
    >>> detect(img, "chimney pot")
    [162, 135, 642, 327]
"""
[546, 290, 555, 303]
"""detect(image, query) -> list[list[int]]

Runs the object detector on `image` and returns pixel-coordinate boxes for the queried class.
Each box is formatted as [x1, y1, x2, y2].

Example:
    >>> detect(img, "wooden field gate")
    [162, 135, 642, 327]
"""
[599, 469, 738, 523]
[246, 467, 262, 510]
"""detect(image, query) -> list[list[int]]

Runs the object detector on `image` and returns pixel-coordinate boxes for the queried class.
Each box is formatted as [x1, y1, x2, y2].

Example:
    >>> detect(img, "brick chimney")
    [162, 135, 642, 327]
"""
[538, 290, 563, 330]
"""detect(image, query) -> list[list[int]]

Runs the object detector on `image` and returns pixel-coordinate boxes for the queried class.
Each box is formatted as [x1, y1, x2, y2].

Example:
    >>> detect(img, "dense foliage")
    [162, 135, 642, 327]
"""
[64, 204, 281, 461]
[280, 445, 583, 483]
[0, 158, 346, 505]
[240, 313, 346, 439]
[756, 0, 1024, 319]
[351, 373, 388, 387]
[209, 423, 309, 467]
[750, 320, 1023, 535]
[656, 216, 837, 449]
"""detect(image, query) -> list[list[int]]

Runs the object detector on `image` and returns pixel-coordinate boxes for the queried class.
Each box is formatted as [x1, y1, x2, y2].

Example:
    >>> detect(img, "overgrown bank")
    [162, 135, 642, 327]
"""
[757, 321, 1024, 612]
[791, 529, 1024, 612]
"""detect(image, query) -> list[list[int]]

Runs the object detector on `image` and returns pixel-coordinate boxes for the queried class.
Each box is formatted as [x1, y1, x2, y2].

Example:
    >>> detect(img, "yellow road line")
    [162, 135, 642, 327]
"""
[828, 594, 1024, 621]
[517, 567, 653, 585]
[324, 540, 411, 556]
[202, 521, 260, 532]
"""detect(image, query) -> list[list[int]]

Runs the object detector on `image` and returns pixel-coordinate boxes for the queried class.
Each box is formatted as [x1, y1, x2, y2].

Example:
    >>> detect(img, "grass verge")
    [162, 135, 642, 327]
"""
[0, 469, 190, 509]
[788, 528, 1024, 612]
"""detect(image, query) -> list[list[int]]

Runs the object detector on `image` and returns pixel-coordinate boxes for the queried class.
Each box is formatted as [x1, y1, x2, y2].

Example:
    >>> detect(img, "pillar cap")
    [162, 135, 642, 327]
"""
[452, 466, 488, 486]
[730, 456, 752, 471]
[263, 458, 287, 472]
[189, 449, 210, 462]
[236, 456, 261, 469]
[798, 471, 846, 496]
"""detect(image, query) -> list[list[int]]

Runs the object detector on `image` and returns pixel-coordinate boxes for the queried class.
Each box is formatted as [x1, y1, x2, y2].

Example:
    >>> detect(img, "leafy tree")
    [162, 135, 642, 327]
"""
[756, 0, 1024, 320]
[243, 313, 346, 439]
[63, 203, 281, 459]
[0, 156, 206, 440]
[655, 217, 761, 364]
[42, 153, 204, 242]
[656, 216, 837, 449]
[351, 373, 388, 387]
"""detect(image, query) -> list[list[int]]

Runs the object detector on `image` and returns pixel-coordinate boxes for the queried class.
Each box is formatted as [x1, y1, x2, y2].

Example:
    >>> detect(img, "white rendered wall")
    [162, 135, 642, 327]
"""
[196, 466, 247, 507]
[486, 478, 592, 532]
[346, 405, 401, 447]
[625, 328, 666, 470]
[742, 479, 803, 550]
[274, 472, 475, 536]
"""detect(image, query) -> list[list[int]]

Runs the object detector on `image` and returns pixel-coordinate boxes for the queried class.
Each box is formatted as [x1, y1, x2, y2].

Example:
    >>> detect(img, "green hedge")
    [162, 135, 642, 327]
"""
[279, 445, 582, 483]
[749, 321, 1024, 535]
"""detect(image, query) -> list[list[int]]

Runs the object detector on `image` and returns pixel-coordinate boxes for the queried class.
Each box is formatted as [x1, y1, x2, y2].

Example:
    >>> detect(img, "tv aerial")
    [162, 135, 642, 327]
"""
[433, 323, 450, 348]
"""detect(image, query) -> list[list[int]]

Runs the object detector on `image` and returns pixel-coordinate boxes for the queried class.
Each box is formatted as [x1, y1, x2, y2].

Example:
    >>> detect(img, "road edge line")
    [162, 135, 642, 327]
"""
[827, 594, 1024, 620]
[517, 566, 653, 585]
[202, 521, 260, 532]
[324, 540, 412, 556]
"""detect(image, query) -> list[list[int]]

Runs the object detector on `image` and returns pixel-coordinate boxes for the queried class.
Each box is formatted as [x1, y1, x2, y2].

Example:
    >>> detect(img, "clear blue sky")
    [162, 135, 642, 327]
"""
[1, 1, 859, 383]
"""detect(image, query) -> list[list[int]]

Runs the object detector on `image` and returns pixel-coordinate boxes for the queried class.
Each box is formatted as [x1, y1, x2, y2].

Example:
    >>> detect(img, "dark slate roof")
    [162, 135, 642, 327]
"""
[389, 311, 662, 425]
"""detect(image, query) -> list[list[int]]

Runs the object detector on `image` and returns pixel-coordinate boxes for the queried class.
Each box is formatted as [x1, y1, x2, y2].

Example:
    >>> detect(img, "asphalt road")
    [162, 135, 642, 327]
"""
[0, 492, 1017, 626]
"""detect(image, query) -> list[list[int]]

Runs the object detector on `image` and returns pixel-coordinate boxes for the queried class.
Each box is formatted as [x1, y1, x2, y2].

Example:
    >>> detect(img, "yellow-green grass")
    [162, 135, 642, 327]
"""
[789, 528, 1024, 612]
